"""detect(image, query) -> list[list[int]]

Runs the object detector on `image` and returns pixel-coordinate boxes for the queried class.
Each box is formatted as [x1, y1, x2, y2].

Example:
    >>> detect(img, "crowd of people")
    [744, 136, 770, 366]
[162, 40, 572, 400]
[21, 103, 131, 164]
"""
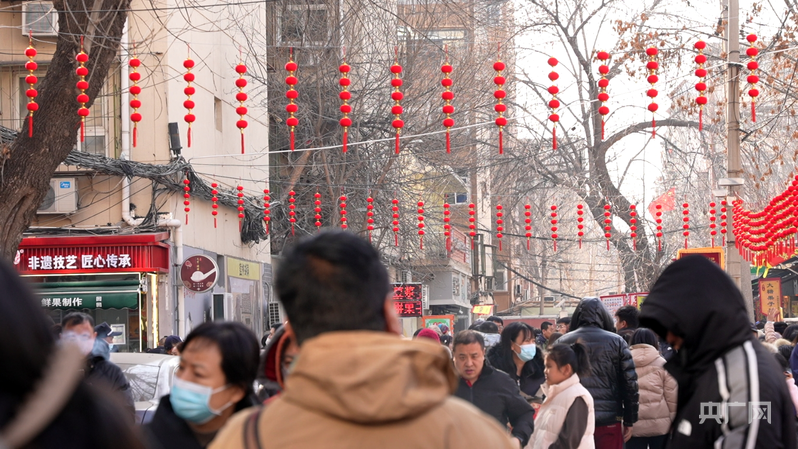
[1, 231, 797, 448]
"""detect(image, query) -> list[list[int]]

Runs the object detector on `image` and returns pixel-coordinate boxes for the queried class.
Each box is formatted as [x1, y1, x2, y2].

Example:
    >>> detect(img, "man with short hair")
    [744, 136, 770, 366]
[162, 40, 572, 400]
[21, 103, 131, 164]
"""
[537, 321, 554, 349]
[211, 231, 516, 449]
[453, 330, 535, 448]
[614, 305, 639, 344]
[486, 315, 505, 333]
[556, 316, 571, 334]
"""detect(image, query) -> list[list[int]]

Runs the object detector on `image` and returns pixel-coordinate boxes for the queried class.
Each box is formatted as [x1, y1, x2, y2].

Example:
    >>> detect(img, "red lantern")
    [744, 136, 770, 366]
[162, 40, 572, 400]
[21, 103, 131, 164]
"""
[682, 202, 690, 249]
[496, 204, 505, 251]
[129, 50, 142, 147]
[746, 34, 759, 122]
[211, 183, 219, 229]
[183, 55, 195, 148]
[288, 190, 296, 236]
[548, 57, 559, 150]
[262, 188, 270, 233]
[441, 51, 455, 154]
[391, 197, 400, 247]
[694, 41, 708, 131]
[645, 47, 659, 137]
[339, 195, 348, 230]
[237, 185, 245, 233]
[597, 51, 610, 140]
[390, 54, 404, 154]
[314, 192, 322, 232]
[24, 33, 38, 138]
[630, 205, 638, 250]
[550, 205, 558, 252]
[183, 177, 190, 225]
[76, 36, 90, 142]
[418, 201, 425, 249]
[285, 53, 299, 151]
[603, 203, 612, 251]
[443, 202, 452, 252]
[524, 204, 532, 250]
[577, 204, 585, 249]
[339, 59, 352, 153]
[655, 204, 663, 251]
[366, 196, 375, 241]
[709, 201, 717, 247]
[235, 60, 248, 154]
[468, 202, 477, 249]
[494, 55, 507, 154]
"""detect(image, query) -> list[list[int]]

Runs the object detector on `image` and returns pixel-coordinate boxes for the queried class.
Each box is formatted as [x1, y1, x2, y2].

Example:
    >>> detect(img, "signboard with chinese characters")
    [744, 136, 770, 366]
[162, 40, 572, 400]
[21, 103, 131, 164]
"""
[677, 247, 724, 268]
[599, 295, 626, 316]
[759, 278, 782, 314]
[394, 300, 423, 318]
[181, 255, 218, 293]
[392, 283, 423, 301]
[472, 305, 494, 315]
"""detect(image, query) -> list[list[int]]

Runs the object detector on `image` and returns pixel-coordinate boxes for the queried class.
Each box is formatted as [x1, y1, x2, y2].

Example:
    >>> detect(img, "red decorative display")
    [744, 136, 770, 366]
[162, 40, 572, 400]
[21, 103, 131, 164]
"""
[390, 56, 404, 154]
[285, 54, 299, 151]
[655, 204, 663, 251]
[339, 59, 352, 153]
[494, 55, 507, 154]
[576, 204, 585, 249]
[211, 183, 219, 228]
[443, 202, 452, 252]
[366, 196, 374, 241]
[262, 188, 270, 233]
[314, 192, 322, 232]
[524, 204, 532, 250]
[682, 202, 690, 249]
[237, 185, 245, 233]
[24, 34, 38, 138]
[468, 202, 477, 249]
[441, 53, 455, 154]
[391, 197, 400, 246]
[129, 50, 142, 147]
[183, 55, 195, 148]
[235, 60, 248, 154]
[339, 194, 348, 230]
[603, 203, 611, 251]
[547, 57, 559, 150]
[645, 47, 659, 137]
[720, 200, 728, 247]
[630, 205, 638, 250]
[496, 204, 504, 251]
[550, 205, 558, 252]
[694, 41, 708, 131]
[75, 36, 90, 142]
[709, 201, 717, 247]
[597, 51, 610, 140]
[183, 177, 190, 225]
[746, 34, 759, 122]
[418, 201, 425, 249]
[288, 190, 296, 235]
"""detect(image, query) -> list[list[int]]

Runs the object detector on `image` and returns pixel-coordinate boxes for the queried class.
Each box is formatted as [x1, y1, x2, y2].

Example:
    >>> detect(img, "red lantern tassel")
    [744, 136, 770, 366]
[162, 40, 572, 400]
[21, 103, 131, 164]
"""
[342, 130, 348, 153]
[28, 116, 33, 138]
[499, 240, 502, 251]
[553, 241, 556, 252]
[579, 239, 582, 249]
[80, 120, 85, 142]
[606, 240, 610, 251]
[240, 221, 243, 233]
[699, 109, 703, 131]
[185, 213, 189, 225]
[395, 133, 400, 154]
[601, 119, 605, 141]
[711, 237, 715, 247]
[658, 239, 662, 252]
[498, 130, 503, 155]
[291, 223, 294, 236]
[133, 126, 137, 147]
[633, 239, 637, 251]
[446, 237, 451, 252]
[368, 232, 372, 243]
[471, 237, 475, 250]
[241, 133, 245, 154]
[290, 130, 295, 151]
[214, 217, 217, 228]
[652, 118, 656, 137]
[395, 233, 399, 247]
[552, 126, 557, 150]
[527, 239, 530, 251]
[684, 238, 688, 249]
[187, 127, 192, 148]
[420, 236, 423, 250]
[446, 130, 451, 154]
[752, 102, 756, 122]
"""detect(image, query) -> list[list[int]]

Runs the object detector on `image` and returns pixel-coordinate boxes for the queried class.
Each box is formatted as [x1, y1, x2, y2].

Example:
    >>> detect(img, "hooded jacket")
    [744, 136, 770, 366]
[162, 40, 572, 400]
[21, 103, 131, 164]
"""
[639, 255, 797, 448]
[556, 297, 639, 428]
[209, 331, 517, 449]
[629, 344, 677, 437]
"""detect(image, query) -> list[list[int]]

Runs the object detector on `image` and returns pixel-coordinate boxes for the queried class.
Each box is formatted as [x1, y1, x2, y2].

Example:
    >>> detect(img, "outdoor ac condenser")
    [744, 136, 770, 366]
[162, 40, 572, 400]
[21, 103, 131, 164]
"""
[37, 178, 78, 214]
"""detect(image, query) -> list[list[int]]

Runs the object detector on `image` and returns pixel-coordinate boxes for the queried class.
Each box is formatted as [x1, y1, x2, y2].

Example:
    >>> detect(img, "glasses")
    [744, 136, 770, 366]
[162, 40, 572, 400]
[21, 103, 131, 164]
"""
[62, 332, 93, 342]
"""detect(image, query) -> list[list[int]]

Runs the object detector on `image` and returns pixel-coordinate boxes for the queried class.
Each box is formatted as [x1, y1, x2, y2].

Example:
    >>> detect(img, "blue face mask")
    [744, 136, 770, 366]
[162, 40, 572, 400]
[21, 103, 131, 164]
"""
[170, 377, 232, 424]
[515, 343, 537, 362]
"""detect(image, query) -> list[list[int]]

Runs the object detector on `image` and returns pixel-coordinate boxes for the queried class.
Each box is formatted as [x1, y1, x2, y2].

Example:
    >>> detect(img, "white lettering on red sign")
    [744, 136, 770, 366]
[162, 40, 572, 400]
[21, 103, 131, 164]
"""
[26, 253, 132, 271]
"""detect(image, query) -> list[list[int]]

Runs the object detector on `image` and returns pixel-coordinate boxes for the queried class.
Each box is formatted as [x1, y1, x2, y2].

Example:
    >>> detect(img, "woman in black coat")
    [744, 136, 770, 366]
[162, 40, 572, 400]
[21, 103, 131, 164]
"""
[486, 322, 545, 400]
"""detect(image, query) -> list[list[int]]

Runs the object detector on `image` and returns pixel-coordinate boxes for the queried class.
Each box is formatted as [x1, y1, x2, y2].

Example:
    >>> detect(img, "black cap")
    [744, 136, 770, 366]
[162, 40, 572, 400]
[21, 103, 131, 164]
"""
[95, 322, 121, 339]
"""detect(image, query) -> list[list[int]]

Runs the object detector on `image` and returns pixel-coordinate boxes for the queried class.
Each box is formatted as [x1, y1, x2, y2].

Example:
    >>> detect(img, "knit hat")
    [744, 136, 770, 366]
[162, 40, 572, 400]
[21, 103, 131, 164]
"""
[416, 328, 441, 343]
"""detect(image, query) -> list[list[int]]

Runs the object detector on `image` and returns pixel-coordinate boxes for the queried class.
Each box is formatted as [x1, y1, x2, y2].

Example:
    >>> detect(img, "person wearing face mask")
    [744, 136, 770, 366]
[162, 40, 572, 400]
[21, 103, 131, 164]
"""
[143, 321, 259, 449]
[60, 312, 134, 421]
[487, 322, 546, 403]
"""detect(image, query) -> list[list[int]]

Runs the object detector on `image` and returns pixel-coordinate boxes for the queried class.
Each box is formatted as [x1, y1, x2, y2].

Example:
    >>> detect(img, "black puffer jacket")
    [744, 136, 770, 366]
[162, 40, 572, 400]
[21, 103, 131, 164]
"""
[85, 354, 135, 421]
[556, 297, 639, 427]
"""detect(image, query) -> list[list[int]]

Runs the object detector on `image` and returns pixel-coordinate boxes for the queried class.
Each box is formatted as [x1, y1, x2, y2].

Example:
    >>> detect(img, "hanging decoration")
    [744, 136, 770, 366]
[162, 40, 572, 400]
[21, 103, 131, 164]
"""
[494, 53, 507, 154]
[183, 55, 195, 148]
[603, 203, 612, 251]
[390, 51, 405, 154]
[418, 201, 425, 249]
[524, 204, 532, 250]
[550, 205, 558, 252]
[694, 41, 708, 131]
[285, 53, 299, 151]
[183, 177, 191, 225]
[720, 200, 728, 246]
[211, 183, 219, 228]
[339, 194, 348, 230]
[262, 188, 270, 233]
[443, 202, 452, 252]
[645, 47, 659, 137]
[682, 202, 690, 249]
[468, 202, 477, 249]
[709, 201, 717, 247]
[24, 34, 38, 138]
[597, 51, 610, 140]
[576, 204, 585, 249]
[496, 204, 504, 251]
[655, 204, 663, 251]
[76, 36, 90, 143]
[630, 205, 638, 250]
[441, 51, 455, 154]
[129, 50, 142, 147]
[287, 190, 296, 236]
[746, 34, 759, 122]
[235, 59, 248, 154]
[314, 192, 322, 232]
[237, 185, 245, 233]
[339, 58, 352, 153]
[547, 58, 560, 150]
[391, 197, 400, 246]
[366, 196, 375, 241]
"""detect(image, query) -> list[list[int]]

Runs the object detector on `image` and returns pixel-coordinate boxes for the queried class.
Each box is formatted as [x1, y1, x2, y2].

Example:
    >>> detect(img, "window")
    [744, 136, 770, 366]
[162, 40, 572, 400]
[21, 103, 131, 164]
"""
[22, 2, 58, 37]
[494, 270, 507, 291]
[445, 192, 468, 204]
[268, 302, 282, 326]
[280, 4, 329, 45]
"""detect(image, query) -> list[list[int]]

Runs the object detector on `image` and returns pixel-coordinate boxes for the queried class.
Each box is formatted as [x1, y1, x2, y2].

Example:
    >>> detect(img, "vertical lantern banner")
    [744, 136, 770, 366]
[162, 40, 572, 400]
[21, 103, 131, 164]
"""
[630, 205, 638, 250]
[694, 41, 708, 131]
[746, 34, 759, 122]
[645, 47, 659, 137]
[183, 177, 191, 225]
[550, 205, 558, 252]
[390, 57, 405, 154]
[391, 197, 400, 247]
[418, 200, 425, 250]
[524, 204, 532, 251]
[183, 56, 195, 148]
[548, 57, 559, 150]
[287, 190, 296, 236]
[314, 192, 322, 232]
[237, 186, 245, 233]
[576, 204, 585, 249]
[597, 51, 610, 140]
[366, 196, 374, 241]
[468, 202, 477, 249]
[441, 54, 455, 154]
[443, 202, 452, 252]
[339, 59, 352, 153]
[24, 34, 38, 138]
[211, 183, 219, 229]
[603, 204, 612, 251]
[496, 204, 504, 251]
[709, 201, 717, 247]
[235, 60, 248, 154]
[75, 37, 90, 142]
[285, 54, 299, 151]
[339, 194, 348, 230]
[655, 204, 663, 251]
[682, 202, 690, 249]
[494, 56, 507, 154]
[129, 51, 142, 147]
[262, 188, 270, 233]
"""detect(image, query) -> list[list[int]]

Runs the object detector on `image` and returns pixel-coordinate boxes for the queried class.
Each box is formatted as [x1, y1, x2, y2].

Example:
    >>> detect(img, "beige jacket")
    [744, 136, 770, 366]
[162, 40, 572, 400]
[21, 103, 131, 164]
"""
[529, 374, 595, 449]
[209, 331, 517, 449]
[630, 344, 677, 437]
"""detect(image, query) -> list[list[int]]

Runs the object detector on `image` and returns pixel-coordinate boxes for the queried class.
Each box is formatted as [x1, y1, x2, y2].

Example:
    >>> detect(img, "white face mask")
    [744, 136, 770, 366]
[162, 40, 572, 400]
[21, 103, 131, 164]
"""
[61, 331, 95, 356]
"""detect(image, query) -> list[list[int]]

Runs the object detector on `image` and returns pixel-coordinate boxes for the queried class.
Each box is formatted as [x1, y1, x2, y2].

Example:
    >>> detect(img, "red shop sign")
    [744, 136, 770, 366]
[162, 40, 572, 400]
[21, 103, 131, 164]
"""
[394, 300, 423, 318]
[15, 233, 170, 274]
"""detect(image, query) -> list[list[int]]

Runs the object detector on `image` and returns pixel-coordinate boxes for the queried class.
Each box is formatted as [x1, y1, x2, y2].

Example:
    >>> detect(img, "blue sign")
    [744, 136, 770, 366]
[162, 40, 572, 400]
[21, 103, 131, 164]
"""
[59, 181, 71, 189]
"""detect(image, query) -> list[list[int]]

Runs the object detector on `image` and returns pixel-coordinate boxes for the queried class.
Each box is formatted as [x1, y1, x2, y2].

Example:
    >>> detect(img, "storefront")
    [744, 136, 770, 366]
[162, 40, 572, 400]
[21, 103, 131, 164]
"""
[14, 233, 170, 352]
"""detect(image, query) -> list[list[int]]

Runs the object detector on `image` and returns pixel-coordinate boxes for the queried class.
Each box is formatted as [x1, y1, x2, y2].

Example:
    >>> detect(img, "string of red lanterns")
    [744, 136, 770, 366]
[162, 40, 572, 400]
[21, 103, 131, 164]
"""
[441, 51, 455, 154]
[183, 55, 196, 148]
[630, 205, 638, 250]
[597, 51, 610, 141]
[682, 202, 690, 249]
[262, 189, 270, 233]
[390, 54, 405, 155]
[314, 192, 322, 232]
[183, 177, 191, 225]
[694, 41, 708, 131]
[237, 185, 245, 233]
[287, 190, 296, 235]
[655, 204, 663, 251]
[746, 34, 759, 122]
[524, 204, 532, 250]
[550, 205, 558, 252]
[418, 200, 425, 249]
[496, 204, 504, 251]
[366, 196, 374, 241]
[468, 202, 477, 249]
[285, 54, 299, 151]
[235, 59, 248, 154]
[645, 47, 659, 137]
[603, 203, 611, 251]
[720, 200, 728, 247]
[709, 201, 717, 247]
[211, 183, 219, 228]
[391, 197, 400, 246]
[494, 54, 507, 155]
[548, 57, 559, 151]
[24, 34, 38, 138]
[339, 58, 352, 153]
[129, 49, 142, 147]
[76, 36, 90, 143]
[339, 194, 348, 230]
[443, 202, 452, 252]
[576, 204, 585, 249]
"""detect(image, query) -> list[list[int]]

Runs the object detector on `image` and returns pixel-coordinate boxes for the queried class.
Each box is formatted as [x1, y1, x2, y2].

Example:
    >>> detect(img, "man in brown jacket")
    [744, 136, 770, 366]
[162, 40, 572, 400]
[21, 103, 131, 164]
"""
[210, 231, 517, 449]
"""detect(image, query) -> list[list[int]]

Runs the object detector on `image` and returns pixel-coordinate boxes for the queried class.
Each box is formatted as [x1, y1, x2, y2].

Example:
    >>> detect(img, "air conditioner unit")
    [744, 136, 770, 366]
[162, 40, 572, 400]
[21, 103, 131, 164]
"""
[38, 178, 77, 214]
[401, 270, 412, 283]
[22, 2, 58, 37]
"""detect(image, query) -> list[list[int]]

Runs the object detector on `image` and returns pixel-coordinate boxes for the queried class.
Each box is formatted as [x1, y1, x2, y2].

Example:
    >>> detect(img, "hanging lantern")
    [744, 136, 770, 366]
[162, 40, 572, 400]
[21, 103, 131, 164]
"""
[235, 61, 248, 154]
[720, 200, 728, 247]
[524, 204, 532, 250]
[597, 51, 610, 140]
[366, 196, 375, 241]
[645, 47, 659, 137]
[683, 202, 690, 249]
[496, 204, 504, 251]
[237, 185, 245, 233]
[655, 204, 663, 251]
[183, 56, 195, 148]
[288, 190, 296, 236]
[314, 192, 322, 232]
[709, 201, 717, 247]
[550, 205, 558, 252]
[603, 203, 611, 251]
[494, 56, 507, 154]
[390, 54, 404, 154]
[443, 202, 452, 252]
[577, 204, 585, 249]
[339, 60, 352, 153]
[24, 35, 38, 138]
[129, 51, 142, 147]
[418, 201, 425, 249]
[339, 194, 348, 230]
[630, 205, 638, 250]
[548, 57, 560, 150]
[262, 188, 270, 233]
[285, 53, 299, 151]
[694, 41, 708, 131]
[441, 51, 455, 154]
[75, 37, 90, 143]
[183, 177, 191, 225]
[468, 202, 477, 249]
[211, 183, 219, 229]
[746, 34, 759, 122]
[391, 197, 400, 246]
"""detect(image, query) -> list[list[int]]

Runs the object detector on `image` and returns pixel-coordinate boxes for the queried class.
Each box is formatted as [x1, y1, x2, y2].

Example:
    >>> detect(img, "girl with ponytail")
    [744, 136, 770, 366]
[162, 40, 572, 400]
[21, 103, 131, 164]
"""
[528, 342, 595, 449]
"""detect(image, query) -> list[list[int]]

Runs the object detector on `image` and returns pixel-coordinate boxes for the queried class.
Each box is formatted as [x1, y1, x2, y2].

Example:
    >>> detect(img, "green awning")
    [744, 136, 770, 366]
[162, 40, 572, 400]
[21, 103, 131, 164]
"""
[33, 280, 140, 309]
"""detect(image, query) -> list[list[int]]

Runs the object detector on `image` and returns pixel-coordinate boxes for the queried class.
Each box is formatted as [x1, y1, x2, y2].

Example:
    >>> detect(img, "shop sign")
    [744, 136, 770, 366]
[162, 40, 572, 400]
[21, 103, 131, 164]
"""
[759, 278, 782, 314]
[227, 257, 261, 280]
[423, 315, 455, 330]
[394, 300, 423, 317]
[677, 247, 724, 268]
[472, 305, 494, 315]
[181, 255, 218, 293]
[26, 253, 133, 271]
[391, 283, 423, 301]
[599, 295, 626, 316]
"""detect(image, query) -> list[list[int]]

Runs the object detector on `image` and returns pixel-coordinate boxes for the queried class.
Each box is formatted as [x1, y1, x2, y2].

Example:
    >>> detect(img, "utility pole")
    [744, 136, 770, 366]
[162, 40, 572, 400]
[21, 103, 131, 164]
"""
[725, 0, 755, 320]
